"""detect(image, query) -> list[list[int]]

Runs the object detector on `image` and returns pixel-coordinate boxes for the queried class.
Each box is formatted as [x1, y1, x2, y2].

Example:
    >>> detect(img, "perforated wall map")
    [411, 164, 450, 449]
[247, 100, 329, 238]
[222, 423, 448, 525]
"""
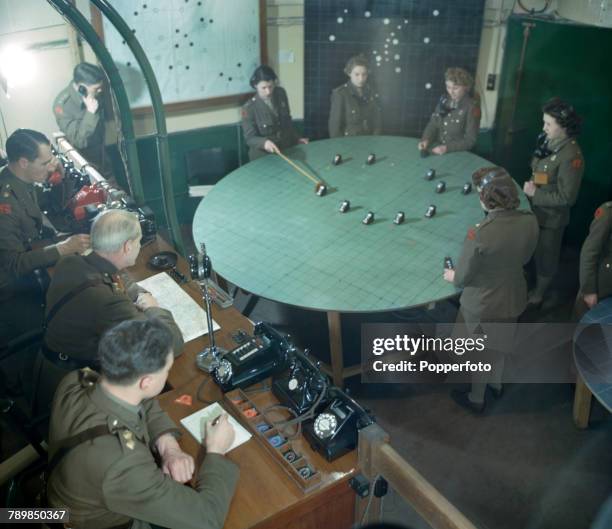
[99, 0, 262, 108]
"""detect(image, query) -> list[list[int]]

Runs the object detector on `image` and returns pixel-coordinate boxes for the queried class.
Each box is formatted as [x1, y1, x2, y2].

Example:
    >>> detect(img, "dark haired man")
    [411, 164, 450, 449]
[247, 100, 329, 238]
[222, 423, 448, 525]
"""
[47, 319, 239, 529]
[53, 62, 109, 176]
[0, 129, 90, 344]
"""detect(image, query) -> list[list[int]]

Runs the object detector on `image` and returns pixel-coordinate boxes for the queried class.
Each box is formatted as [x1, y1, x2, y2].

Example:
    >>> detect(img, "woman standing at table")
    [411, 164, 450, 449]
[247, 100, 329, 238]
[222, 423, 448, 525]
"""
[418, 67, 481, 155]
[523, 98, 584, 307]
[241, 65, 308, 161]
[444, 168, 539, 412]
[328, 54, 382, 138]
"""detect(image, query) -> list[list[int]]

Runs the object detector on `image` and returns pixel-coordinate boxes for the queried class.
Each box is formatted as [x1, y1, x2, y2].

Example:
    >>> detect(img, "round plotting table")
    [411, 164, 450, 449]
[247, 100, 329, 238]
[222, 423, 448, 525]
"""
[193, 136, 525, 384]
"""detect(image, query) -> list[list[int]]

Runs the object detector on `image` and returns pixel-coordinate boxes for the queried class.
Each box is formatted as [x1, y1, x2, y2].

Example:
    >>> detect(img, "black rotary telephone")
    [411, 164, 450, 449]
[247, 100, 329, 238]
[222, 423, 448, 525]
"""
[211, 322, 291, 392]
[533, 131, 552, 159]
[303, 386, 374, 462]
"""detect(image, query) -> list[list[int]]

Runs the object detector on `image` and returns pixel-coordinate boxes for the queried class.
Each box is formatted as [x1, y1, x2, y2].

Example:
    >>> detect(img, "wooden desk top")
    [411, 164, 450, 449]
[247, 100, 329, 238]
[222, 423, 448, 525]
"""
[128, 236, 358, 529]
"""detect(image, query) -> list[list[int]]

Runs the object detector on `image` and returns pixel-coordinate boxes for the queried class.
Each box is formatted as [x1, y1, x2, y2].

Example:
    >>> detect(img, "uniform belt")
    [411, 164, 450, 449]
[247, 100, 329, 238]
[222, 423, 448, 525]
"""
[41, 344, 87, 371]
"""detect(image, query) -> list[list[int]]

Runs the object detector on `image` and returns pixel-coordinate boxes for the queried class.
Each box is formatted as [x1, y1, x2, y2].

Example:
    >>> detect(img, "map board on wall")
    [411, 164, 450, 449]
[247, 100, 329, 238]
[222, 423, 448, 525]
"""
[95, 0, 265, 110]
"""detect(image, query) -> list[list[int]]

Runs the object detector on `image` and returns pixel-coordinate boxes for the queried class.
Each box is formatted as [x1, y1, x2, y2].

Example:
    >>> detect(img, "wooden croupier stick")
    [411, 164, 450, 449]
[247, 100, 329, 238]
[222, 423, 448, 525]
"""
[276, 151, 327, 195]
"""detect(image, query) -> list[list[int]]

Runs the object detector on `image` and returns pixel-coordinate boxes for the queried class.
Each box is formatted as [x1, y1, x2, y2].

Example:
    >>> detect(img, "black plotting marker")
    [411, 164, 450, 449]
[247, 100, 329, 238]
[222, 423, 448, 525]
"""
[362, 211, 375, 225]
[425, 205, 436, 218]
[425, 169, 436, 180]
[436, 181, 446, 193]
[366, 153, 376, 165]
[332, 154, 342, 165]
[393, 211, 405, 225]
[339, 200, 350, 213]
[462, 183, 472, 195]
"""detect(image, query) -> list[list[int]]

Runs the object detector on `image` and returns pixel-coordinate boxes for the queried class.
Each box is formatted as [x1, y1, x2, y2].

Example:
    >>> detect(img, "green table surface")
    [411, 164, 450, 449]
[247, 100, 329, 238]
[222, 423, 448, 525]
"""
[193, 136, 528, 313]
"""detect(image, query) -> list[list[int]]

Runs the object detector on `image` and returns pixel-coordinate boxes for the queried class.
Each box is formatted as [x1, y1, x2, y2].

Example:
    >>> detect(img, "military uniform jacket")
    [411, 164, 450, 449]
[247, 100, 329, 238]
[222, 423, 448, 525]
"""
[421, 95, 481, 153]
[47, 370, 239, 529]
[0, 167, 60, 297]
[328, 82, 382, 138]
[529, 137, 584, 229]
[241, 86, 299, 160]
[53, 83, 105, 155]
[579, 203, 612, 298]
[44, 252, 184, 362]
[453, 209, 539, 319]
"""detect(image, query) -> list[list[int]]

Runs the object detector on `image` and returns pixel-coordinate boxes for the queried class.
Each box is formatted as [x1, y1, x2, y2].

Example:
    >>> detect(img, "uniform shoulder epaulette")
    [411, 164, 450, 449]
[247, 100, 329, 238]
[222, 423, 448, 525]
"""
[78, 367, 99, 387]
[116, 427, 137, 452]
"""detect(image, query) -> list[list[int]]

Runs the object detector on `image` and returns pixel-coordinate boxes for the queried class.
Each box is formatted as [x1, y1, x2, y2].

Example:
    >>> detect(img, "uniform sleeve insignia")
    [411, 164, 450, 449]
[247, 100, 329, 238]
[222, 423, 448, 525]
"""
[174, 394, 192, 406]
[467, 228, 476, 240]
[595, 207, 604, 220]
[240, 108, 248, 118]
[571, 158, 583, 169]
[122, 429, 136, 450]
[472, 106, 482, 119]
[54, 105, 64, 115]
[0, 204, 12, 214]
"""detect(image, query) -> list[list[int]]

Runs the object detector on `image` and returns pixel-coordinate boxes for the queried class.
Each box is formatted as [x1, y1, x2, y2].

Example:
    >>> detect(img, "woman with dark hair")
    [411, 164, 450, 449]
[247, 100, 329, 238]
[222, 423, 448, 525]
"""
[328, 54, 382, 138]
[444, 168, 539, 412]
[241, 65, 308, 161]
[418, 67, 481, 155]
[523, 97, 584, 306]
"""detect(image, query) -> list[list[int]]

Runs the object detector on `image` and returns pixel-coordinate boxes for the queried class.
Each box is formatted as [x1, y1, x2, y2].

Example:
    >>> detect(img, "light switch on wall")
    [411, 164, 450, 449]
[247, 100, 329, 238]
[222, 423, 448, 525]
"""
[279, 50, 295, 63]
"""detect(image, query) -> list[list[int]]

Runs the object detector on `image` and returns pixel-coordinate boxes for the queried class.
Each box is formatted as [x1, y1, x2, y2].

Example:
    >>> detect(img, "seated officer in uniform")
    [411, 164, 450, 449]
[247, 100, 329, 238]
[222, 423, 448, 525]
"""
[36, 209, 183, 411]
[523, 98, 584, 307]
[328, 54, 382, 138]
[53, 62, 111, 179]
[47, 318, 239, 529]
[418, 67, 481, 156]
[574, 202, 612, 319]
[444, 168, 539, 413]
[241, 65, 308, 161]
[0, 129, 90, 345]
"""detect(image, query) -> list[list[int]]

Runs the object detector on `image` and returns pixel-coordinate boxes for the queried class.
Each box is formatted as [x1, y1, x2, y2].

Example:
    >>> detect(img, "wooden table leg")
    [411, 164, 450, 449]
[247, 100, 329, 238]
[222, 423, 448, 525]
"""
[328, 311, 344, 388]
[573, 374, 592, 429]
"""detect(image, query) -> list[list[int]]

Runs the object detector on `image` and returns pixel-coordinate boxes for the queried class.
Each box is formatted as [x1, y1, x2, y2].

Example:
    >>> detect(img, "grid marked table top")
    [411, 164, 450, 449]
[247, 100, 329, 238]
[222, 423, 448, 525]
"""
[193, 136, 519, 313]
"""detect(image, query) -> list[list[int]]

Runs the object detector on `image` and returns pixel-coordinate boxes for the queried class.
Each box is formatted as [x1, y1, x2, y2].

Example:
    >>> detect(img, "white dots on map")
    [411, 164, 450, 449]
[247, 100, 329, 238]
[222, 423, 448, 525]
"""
[365, 11, 371, 18]
[425, 83, 432, 89]
[337, 17, 343, 24]
[383, 18, 390, 25]
[329, 34, 336, 42]
[433, 10, 440, 16]
[423, 37, 430, 44]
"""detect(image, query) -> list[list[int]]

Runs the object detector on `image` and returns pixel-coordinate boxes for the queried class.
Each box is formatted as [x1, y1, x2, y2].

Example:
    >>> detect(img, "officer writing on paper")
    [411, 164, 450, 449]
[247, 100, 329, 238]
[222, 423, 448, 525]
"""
[48, 319, 238, 529]
[36, 209, 183, 413]
[53, 62, 112, 179]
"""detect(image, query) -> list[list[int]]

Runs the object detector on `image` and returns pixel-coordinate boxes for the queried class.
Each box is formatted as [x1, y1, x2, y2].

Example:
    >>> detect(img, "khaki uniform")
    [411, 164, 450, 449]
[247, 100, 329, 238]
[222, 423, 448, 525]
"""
[53, 83, 108, 175]
[529, 137, 584, 278]
[47, 369, 239, 529]
[328, 82, 382, 138]
[452, 208, 539, 402]
[36, 253, 184, 411]
[0, 167, 59, 344]
[453, 208, 539, 320]
[421, 95, 481, 153]
[573, 203, 612, 319]
[241, 86, 299, 161]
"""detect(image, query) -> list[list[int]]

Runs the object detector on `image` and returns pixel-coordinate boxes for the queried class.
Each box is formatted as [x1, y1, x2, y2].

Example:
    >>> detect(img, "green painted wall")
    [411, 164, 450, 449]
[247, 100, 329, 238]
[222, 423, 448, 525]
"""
[493, 15, 612, 244]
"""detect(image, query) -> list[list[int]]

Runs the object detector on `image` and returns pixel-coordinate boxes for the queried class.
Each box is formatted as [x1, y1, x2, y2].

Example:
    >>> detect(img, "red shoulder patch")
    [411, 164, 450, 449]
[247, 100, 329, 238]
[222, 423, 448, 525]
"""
[571, 158, 583, 169]
[467, 228, 476, 240]
[54, 105, 63, 115]
[472, 106, 482, 119]
[0, 204, 12, 214]
[174, 394, 192, 406]
[595, 207, 604, 220]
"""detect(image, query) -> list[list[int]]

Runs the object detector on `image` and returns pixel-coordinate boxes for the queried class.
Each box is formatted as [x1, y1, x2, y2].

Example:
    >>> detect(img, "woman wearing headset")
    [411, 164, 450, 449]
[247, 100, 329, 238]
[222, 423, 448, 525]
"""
[241, 65, 308, 161]
[328, 54, 382, 138]
[522, 98, 584, 306]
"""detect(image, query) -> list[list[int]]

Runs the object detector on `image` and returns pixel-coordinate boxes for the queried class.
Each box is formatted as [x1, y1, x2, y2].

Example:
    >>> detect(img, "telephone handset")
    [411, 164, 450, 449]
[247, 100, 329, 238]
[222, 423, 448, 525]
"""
[212, 322, 290, 392]
[77, 85, 88, 97]
[303, 386, 374, 462]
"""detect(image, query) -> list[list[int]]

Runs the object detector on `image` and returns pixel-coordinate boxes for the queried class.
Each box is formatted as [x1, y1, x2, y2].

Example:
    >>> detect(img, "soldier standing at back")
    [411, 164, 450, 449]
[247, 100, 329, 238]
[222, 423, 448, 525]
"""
[523, 98, 584, 306]
[47, 319, 239, 529]
[328, 54, 382, 138]
[444, 167, 539, 413]
[418, 67, 481, 155]
[574, 202, 612, 319]
[0, 129, 89, 346]
[53, 62, 112, 179]
[241, 65, 308, 161]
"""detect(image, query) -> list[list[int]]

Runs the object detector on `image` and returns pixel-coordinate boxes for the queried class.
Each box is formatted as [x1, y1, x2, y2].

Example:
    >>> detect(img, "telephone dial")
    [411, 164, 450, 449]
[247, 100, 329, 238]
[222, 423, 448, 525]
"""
[211, 322, 291, 392]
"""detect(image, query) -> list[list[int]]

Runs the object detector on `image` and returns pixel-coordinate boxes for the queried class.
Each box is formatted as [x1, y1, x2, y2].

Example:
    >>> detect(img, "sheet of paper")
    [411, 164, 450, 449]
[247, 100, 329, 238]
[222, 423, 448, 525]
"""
[137, 272, 220, 342]
[180, 402, 252, 452]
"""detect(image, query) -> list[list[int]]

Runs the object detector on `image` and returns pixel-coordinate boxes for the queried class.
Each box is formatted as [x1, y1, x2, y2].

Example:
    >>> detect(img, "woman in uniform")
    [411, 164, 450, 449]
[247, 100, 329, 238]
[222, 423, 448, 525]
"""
[328, 55, 382, 138]
[241, 65, 308, 161]
[523, 98, 584, 306]
[418, 67, 481, 155]
[444, 167, 539, 412]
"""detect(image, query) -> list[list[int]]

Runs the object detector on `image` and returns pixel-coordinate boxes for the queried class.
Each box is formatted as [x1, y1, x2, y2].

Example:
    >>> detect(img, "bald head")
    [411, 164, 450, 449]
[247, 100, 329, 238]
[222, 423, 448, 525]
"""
[91, 209, 141, 254]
